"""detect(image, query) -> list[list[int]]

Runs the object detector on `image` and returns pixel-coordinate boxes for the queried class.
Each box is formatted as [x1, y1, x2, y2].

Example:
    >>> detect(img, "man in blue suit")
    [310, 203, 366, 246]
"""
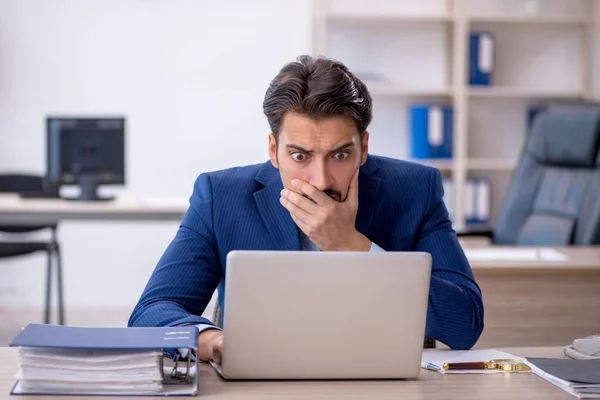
[129, 55, 484, 362]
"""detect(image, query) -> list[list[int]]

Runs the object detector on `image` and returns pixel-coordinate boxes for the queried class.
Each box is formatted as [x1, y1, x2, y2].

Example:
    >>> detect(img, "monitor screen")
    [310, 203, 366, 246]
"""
[47, 117, 125, 185]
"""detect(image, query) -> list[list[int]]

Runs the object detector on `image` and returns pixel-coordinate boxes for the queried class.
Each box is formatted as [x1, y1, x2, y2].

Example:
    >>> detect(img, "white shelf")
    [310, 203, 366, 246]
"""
[469, 15, 589, 25]
[326, 14, 452, 25]
[411, 159, 454, 171]
[367, 83, 452, 97]
[468, 87, 584, 99]
[467, 158, 516, 171]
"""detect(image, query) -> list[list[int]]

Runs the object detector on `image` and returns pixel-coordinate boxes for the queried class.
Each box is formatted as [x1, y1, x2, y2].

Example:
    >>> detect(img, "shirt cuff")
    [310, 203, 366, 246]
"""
[179, 323, 222, 360]
[370, 242, 385, 252]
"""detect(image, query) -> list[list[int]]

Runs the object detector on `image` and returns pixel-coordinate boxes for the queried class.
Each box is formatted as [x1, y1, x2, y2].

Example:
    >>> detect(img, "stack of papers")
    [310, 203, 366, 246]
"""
[15, 347, 164, 395]
[526, 358, 600, 399]
[9, 324, 199, 396]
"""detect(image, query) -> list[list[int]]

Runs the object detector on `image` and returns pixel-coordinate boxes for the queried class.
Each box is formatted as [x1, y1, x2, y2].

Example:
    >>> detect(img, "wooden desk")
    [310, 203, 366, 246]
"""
[0, 195, 188, 224]
[0, 346, 575, 399]
[468, 246, 600, 348]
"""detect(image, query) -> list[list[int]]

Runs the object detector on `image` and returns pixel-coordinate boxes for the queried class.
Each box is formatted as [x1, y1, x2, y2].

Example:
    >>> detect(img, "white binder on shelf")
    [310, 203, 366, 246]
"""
[475, 179, 491, 224]
[442, 178, 454, 222]
[465, 179, 475, 224]
[465, 178, 491, 226]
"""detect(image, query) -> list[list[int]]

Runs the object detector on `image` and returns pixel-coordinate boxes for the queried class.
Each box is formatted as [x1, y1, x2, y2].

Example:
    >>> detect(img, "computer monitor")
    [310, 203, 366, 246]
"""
[46, 117, 125, 201]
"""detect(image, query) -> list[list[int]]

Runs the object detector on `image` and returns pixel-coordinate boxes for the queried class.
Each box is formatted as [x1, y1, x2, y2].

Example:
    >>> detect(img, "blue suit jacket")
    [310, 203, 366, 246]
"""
[128, 155, 484, 350]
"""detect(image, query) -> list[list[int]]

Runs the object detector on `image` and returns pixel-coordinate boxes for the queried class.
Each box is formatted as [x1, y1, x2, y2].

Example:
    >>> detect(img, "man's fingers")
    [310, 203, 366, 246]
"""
[280, 192, 314, 226]
[291, 179, 330, 206]
[289, 212, 313, 237]
[281, 189, 319, 214]
[212, 337, 223, 364]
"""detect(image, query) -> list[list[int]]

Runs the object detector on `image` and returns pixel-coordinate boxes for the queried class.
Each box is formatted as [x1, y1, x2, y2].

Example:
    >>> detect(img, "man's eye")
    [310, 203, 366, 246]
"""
[291, 152, 307, 162]
[334, 152, 350, 160]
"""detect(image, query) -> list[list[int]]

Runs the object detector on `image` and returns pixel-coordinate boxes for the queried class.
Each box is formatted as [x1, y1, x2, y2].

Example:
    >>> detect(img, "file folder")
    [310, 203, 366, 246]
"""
[469, 32, 495, 86]
[475, 178, 491, 224]
[410, 105, 453, 159]
[466, 178, 491, 226]
[465, 179, 476, 224]
[9, 323, 199, 396]
[442, 178, 454, 222]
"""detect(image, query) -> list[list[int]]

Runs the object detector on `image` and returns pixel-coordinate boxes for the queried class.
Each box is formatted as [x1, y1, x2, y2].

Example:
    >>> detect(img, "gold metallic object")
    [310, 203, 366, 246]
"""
[443, 359, 531, 371]
[488, 359, 531, 371]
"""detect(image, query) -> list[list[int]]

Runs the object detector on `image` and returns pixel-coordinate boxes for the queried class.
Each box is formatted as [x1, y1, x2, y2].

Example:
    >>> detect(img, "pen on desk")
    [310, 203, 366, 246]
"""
[443, 362, 487, 371]
[420, 362, 441, 371]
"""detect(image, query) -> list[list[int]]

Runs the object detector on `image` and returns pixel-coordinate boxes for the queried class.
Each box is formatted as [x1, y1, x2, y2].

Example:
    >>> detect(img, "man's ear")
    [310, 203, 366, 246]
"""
[360, 132, 369, 165]
[268, 133, 279, 169]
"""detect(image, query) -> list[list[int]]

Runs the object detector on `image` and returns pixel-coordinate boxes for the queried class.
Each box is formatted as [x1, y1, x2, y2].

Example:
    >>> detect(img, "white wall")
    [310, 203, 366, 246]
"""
[1, 0, 595, 318]
[0, 0, 311, 313]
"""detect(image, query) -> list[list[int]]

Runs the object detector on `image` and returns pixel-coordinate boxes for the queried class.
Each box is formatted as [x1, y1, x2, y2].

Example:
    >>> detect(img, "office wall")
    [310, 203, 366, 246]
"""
[0, 0, 311, 314]
[1, 0, 597, 320]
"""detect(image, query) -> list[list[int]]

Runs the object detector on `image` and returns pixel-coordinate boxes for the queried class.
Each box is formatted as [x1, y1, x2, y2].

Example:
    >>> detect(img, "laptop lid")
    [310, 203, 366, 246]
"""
[217, 250, 431, 380]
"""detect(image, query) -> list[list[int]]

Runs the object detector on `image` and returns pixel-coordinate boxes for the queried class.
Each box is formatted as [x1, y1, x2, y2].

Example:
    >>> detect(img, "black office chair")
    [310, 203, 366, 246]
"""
[0, 174, 65, 325]
[459, 103, 600, 245]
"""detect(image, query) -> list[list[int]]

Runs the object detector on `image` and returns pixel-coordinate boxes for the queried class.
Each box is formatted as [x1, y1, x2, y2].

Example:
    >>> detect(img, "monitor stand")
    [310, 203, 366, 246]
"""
[69, 175, 114, 202]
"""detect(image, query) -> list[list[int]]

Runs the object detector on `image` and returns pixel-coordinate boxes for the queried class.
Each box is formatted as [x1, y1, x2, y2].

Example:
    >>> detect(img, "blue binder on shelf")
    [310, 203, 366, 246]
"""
[9, 323, 199, 396]
[465, 177, 491, 226]
[469, 31, 495, 86]
[410, 105, 453, 159]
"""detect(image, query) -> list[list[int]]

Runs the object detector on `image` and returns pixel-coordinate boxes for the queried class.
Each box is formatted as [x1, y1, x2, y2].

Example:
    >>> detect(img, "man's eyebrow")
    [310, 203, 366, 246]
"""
[329, 142, 355, 153]
[284, 142, 355, 153]
[285, 144, 312, 153]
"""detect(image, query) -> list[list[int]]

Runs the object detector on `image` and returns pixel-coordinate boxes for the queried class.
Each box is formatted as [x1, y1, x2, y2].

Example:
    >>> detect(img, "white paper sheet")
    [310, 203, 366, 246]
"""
[463, 248, 568, 262]
[421, 349, 524, 374]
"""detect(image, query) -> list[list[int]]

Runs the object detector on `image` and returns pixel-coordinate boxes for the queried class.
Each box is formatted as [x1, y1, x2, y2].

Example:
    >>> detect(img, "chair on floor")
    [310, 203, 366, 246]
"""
[0, 174, 65, 325]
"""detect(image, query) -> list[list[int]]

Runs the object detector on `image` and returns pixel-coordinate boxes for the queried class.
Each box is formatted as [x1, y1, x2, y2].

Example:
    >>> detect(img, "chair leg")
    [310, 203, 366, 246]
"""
[55, 246, 65, 325]
[44, 250, 52, 324]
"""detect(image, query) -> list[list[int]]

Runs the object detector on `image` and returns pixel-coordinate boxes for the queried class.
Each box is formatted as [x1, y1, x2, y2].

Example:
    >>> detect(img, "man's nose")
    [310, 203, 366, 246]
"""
[308, 161, 334, 192]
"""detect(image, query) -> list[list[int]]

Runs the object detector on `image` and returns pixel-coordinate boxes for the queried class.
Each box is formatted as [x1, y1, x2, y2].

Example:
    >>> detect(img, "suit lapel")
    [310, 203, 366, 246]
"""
[356, 157, 381, 237]
[254, 163, 302, 250]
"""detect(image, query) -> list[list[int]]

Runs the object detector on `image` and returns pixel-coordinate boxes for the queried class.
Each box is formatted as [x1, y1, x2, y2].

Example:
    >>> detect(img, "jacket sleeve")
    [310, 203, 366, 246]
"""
[128, 173, 222, 329]
[417, 168, 484, 350]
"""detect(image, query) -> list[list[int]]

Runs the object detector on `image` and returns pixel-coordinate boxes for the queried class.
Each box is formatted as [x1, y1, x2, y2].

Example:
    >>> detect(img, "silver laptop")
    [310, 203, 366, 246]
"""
[211, 250, 431, 380]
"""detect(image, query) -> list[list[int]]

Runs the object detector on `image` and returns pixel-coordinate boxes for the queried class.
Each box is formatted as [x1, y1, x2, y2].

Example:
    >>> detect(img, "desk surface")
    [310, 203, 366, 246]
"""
[0, 346, 575, 399]
[0, 195, 189, 223]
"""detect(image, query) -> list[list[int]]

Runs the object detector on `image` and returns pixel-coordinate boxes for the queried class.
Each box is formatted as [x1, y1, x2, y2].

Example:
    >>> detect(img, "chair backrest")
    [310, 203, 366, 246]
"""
[0, 174, 44, 193]
[494, 103, 600, 245]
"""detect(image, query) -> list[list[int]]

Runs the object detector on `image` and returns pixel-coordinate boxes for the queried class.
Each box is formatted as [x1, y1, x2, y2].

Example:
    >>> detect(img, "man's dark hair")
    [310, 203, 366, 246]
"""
[263, 55, 372, 139]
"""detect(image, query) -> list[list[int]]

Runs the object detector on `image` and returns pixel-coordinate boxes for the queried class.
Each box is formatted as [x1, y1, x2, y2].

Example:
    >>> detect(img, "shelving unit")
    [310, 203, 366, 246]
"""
[466, 158, 516, 171]
[467, 87, 585, 99]
[469, 16, 588, 25]
[312, 0, 598, 231]
[367, 85, 452, 98]
[326, 14, 453, 24]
